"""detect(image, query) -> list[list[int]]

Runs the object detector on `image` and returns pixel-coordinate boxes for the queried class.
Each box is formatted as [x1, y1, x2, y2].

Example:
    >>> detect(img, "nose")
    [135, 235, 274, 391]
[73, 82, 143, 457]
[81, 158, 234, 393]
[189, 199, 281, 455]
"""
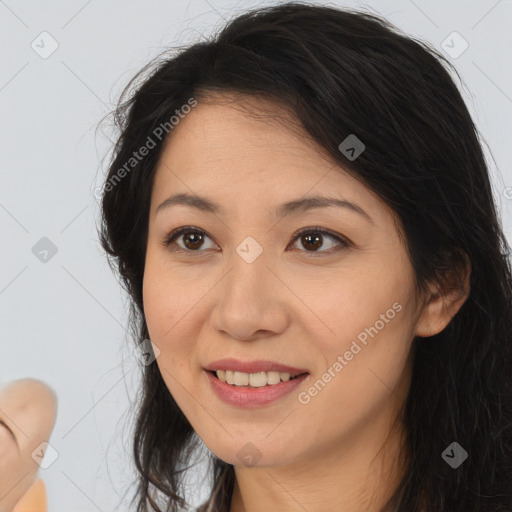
[210, 248, 289, 341]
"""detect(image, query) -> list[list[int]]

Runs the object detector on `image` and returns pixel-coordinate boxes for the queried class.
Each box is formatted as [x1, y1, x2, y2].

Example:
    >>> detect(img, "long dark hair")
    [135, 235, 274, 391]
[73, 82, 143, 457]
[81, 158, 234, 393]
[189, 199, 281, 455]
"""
[97, 2, 512, 510]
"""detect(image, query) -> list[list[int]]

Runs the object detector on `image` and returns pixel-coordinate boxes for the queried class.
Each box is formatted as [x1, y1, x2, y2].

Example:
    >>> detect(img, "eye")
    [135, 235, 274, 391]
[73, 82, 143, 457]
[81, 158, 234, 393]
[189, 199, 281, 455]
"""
[162, 225, 350, 255]
[163, 226, 217, 253]
[288, 226, 349, 254]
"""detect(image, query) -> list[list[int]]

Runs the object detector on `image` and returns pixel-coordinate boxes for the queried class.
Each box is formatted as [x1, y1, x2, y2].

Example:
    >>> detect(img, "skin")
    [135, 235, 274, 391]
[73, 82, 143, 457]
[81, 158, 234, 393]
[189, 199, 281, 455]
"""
[142, 93, 470, 512]
[0, 379, 57, 512]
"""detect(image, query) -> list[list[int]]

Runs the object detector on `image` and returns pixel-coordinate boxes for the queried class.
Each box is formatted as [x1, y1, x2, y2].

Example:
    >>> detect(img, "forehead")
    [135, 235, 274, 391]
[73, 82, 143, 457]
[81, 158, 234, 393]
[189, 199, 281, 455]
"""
[151, 94, 396, 226]
[157, 96, 338, 183]
[160, 94, 327, 167]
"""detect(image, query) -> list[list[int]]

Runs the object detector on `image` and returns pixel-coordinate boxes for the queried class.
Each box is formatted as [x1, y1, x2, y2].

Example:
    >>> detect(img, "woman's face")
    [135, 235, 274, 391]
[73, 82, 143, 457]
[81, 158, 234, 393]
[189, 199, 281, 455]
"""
[142, 94, 427, 469]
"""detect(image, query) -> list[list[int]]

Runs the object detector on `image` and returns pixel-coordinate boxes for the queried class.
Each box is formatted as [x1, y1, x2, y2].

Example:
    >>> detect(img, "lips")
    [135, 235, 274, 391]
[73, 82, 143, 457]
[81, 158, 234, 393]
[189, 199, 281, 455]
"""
[203, 358, 309, 375]
[205, 369, 309, 408]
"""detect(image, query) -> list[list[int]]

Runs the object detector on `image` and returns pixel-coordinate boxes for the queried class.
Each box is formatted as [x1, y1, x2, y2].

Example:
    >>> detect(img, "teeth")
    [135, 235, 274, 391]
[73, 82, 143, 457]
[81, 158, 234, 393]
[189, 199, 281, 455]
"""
[234, 371, 249, 386]
[215, 370, 300, 387]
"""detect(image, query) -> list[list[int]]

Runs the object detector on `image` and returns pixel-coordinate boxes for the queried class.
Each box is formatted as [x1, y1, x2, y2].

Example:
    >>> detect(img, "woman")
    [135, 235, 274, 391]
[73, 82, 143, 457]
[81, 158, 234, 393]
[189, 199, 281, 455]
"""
[97, 2, 512, 511]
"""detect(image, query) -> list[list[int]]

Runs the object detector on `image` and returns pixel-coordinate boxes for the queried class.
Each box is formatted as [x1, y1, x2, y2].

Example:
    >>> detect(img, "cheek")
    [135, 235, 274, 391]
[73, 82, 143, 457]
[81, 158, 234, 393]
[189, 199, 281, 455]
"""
[304, 259, 415, 409]
[143, 273, 196, 409]
[314, 262, 413, 347]
[143, 274, 206, 429]
[293, 307, 414, 457]
[142, 246, 212, 336]
[142, 256, 191, 341]
[142, 261, 205, 385]
[142, 272, 168, 340]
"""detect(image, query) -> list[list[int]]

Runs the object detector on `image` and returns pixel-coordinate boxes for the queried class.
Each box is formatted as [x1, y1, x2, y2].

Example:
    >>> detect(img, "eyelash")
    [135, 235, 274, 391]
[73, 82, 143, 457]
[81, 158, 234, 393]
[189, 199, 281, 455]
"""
[162, 225, 350, 256]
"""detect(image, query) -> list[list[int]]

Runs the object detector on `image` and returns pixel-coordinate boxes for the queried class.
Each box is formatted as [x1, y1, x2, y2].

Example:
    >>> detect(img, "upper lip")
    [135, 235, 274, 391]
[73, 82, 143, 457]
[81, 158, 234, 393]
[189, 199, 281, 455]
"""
[204, 358, 309, 375]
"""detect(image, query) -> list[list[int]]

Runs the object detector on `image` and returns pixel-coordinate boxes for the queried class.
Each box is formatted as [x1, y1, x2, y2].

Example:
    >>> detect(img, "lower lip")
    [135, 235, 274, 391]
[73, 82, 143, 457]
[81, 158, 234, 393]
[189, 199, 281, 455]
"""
[205, 370, 309, 408]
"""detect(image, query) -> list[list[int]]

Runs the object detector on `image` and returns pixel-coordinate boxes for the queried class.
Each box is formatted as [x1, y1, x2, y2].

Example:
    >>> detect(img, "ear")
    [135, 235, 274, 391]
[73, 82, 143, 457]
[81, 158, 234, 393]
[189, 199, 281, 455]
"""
[414, 251, 471, 338]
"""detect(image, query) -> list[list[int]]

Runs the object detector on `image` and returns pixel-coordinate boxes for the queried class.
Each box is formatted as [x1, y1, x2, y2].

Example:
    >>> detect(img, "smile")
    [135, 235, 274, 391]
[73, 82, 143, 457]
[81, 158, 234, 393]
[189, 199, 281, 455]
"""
[205, 370, 309, 408]
[214, 369, 302, 387]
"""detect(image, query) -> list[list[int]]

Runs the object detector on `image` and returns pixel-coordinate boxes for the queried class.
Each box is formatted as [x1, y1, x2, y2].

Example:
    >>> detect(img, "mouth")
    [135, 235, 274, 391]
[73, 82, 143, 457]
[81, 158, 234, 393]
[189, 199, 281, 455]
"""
[204, 368, 310, 408]
[206, 369, 309, 388]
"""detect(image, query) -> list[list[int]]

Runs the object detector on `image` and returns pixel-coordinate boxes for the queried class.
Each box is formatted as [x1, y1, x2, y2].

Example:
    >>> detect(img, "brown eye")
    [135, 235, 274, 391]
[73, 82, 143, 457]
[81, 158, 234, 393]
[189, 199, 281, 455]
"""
[180, 231, 205, 250]
[164, 227, 217, 252]
[290, 227, 349, 254]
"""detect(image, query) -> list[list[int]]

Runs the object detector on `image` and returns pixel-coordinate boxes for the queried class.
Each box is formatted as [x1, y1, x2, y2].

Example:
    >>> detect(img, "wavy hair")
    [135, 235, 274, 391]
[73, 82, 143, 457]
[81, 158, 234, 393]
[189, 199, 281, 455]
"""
[97, 2, 512, 510]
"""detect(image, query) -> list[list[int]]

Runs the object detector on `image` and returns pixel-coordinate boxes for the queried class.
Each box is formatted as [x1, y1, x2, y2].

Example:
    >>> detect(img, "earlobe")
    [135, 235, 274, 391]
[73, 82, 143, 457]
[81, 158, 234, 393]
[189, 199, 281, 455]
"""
[414, 253, 471, 338]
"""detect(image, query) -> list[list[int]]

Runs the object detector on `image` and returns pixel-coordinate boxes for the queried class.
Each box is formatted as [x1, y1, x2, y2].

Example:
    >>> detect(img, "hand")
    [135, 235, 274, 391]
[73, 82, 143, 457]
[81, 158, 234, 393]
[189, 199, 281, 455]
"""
[0, 379, 57, 512]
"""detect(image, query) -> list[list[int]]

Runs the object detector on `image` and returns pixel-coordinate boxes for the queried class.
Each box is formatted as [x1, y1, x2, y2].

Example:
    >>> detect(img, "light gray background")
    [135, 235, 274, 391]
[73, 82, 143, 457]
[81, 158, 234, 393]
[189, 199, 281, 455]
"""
[1, 0, 511, 511]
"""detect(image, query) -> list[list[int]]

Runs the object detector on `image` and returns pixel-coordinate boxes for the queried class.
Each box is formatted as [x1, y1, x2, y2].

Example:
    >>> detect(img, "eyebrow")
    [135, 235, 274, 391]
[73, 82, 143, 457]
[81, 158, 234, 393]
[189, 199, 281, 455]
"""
[0, 419, 20, 452]
[156, 193, 373, 224]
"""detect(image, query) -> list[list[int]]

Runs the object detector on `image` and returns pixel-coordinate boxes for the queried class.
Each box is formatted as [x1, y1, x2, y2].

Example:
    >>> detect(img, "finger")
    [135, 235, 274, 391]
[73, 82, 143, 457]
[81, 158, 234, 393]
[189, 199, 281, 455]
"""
[0, 379, 57, 512]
